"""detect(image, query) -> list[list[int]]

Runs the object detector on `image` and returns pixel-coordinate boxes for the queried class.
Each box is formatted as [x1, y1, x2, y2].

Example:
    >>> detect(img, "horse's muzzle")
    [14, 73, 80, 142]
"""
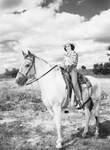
[15, 76, 28, 86]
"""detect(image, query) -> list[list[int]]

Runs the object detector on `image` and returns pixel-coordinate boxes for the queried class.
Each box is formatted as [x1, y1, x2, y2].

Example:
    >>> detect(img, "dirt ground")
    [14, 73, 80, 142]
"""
[0, 78, 110, 150]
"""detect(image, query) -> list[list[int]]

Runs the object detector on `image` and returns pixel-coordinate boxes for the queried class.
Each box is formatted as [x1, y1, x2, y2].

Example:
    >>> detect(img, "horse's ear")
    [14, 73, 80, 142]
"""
[22, 51, 27, 58]
[28, 50, 32, 56]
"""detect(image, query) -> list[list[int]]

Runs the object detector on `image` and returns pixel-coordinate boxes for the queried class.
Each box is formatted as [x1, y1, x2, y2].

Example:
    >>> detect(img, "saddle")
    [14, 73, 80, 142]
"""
[60, 67, 92, 108]
[77, 72, 92, 89]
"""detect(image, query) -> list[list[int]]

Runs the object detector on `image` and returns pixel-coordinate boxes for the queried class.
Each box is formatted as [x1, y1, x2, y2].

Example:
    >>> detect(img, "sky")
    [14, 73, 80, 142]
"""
[0, 0, 110, 73]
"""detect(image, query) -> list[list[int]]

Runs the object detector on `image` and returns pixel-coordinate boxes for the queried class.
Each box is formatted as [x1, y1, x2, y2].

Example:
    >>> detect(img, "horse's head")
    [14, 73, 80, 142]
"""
[15, 50, 36, 86]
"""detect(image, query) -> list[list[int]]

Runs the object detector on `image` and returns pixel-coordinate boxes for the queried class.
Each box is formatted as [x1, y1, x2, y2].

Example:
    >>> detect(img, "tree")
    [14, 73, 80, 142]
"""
[93, 63, 99, 74]
[10, 68, 19, 78]
[93, 62, 110, 75]
[4, 68, 19, 78]
[81, 65, 86, 70]
[104, 62, 110, 74]
[107, 45, 110, 51]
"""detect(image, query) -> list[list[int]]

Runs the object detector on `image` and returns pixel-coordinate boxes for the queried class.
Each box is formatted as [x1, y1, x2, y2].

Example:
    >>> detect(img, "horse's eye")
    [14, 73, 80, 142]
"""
[25, 64, 30, 67]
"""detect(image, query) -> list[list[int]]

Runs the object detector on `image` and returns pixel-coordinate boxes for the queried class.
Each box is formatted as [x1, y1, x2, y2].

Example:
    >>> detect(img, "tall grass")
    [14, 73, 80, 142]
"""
[0, 80, 46, 113]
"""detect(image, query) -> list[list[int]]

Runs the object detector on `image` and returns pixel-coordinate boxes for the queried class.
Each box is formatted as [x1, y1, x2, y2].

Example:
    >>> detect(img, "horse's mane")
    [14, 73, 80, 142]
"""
[35, 55, 48, 64]
[26, 52, 54, 71]
[33, 54, 52, 68]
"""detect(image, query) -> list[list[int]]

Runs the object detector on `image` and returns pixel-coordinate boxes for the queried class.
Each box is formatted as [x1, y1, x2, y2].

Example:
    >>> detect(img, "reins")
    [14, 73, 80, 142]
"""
[26, 64, 58, 85]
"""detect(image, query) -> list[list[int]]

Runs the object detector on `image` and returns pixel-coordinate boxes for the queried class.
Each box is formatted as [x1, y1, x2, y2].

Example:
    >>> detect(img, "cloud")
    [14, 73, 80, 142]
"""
[88, 10, 110, 41]
[0, 0, 22, 9]
[0, 40, 19, 53]
[60, 9, 110, 43]
[48, 0, 63, 11]
[77, 0, 86, 5]
[0, 0, 110, 72]
[0, 52, 22, 73]
[0, 0, 44, 14]
[0, 0, 63, 14]
[74, 40, 108, 68]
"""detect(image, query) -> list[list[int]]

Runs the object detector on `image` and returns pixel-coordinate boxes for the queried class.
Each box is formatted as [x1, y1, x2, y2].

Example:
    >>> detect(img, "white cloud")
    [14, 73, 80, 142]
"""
[0, 0, 44, 13]
[77, 9, 110, 40]
[77, 0, 86, 5]
[48, 0, 63, 11]
[0, 0, 110, 73]
[0, 52, 22, 73]
[75, 40, 108, 68]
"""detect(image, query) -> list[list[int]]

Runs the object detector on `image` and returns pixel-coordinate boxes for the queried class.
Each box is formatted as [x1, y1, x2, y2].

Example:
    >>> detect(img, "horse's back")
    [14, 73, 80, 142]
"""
[86, 75, 100, 86]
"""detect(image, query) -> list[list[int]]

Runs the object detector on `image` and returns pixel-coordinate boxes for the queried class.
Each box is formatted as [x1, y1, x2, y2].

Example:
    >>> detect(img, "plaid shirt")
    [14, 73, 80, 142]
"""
[63, 50, 78, 68]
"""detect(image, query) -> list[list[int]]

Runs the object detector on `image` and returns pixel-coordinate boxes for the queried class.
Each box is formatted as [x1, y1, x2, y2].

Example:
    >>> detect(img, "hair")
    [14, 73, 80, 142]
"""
[64, 43, 75, 51]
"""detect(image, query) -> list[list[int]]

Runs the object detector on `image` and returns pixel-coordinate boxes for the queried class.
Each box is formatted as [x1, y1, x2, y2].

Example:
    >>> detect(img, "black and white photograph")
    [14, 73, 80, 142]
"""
[0, 0, 110, 149]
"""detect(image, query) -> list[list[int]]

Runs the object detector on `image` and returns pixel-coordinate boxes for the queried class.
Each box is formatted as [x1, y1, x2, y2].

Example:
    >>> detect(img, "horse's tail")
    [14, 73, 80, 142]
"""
[86, 76, 101, 101]
[86, 76, 101, 114]
[93, 78, 101, 101]
[90, 77, 101, 121]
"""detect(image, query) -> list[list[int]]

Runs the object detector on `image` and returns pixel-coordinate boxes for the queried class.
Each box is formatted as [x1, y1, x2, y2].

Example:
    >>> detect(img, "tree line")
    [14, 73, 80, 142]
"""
[93, 62, 110, 75]
[0, 68, 19, 79]
[0, 61, 110, 79]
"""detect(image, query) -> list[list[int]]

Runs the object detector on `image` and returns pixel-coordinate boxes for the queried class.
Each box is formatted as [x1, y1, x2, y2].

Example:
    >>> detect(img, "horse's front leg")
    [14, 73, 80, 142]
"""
[47, 107, 54, 117]
[53, 104, 62, 149]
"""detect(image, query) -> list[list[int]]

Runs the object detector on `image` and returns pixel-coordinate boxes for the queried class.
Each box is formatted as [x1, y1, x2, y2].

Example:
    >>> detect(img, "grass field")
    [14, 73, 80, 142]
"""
[0, 78, 110, 150]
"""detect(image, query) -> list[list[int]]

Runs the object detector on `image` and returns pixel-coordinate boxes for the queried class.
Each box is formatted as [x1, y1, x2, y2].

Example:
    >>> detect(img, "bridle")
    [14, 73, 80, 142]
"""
[18, 55, 58, 85]
[18, 55, 36, 79]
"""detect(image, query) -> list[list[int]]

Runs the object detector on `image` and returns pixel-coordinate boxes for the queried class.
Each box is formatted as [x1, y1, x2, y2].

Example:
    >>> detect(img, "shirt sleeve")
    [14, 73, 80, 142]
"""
[70, 52, 78, 67]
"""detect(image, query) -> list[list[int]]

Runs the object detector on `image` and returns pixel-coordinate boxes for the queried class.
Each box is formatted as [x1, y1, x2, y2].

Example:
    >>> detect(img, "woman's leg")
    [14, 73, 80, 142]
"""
[69, 68, 83, 109]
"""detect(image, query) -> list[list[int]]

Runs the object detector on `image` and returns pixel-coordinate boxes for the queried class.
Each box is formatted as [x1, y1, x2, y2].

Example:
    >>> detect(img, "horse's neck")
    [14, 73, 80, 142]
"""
[34, 57, 59, 95]
[34, 56, 56, 90]
[35, 57, 52, 78]
[34, 56, 66, 102]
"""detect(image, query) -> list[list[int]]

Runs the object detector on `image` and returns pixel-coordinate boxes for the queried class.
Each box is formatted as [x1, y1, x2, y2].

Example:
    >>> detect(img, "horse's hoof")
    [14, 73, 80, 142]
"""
[56, 143, 62, 149]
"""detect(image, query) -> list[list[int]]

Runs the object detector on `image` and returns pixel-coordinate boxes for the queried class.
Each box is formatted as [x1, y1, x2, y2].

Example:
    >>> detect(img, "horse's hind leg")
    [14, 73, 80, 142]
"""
[82, 87, 92, 138]
[82, 105, 91, 138]
[94, 100, 100, 137]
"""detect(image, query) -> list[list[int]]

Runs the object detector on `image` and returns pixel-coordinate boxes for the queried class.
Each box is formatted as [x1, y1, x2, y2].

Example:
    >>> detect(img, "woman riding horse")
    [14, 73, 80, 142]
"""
[60, 43, 88, 109]
[15, 50, 101, 149]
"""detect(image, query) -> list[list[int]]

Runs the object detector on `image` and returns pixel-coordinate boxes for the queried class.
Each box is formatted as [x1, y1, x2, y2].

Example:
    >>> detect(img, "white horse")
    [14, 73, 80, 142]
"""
[15, 51, 101, 149]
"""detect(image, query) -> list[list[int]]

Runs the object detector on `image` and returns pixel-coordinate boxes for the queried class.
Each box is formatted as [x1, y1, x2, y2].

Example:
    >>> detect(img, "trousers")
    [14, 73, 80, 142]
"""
[69, 67, 82, 101]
